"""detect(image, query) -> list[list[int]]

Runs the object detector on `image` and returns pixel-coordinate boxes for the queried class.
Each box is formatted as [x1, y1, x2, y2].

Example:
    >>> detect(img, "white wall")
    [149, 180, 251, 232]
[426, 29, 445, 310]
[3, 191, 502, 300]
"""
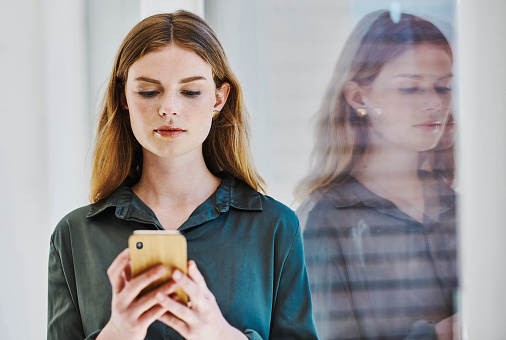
[0, 0, 48, 338]
[459, 0, 506, 338]
[45, 0, 91, 231]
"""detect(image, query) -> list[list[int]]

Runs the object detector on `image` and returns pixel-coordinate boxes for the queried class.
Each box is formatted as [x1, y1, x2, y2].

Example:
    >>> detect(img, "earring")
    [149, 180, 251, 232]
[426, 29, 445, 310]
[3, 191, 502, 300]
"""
[212, 110, 220, 120]
[356, 108, 367, 116]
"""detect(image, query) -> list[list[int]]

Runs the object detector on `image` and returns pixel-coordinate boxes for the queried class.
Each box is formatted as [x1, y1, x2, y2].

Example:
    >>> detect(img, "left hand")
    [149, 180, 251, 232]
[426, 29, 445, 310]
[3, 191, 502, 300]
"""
[156, 260, 247, 340]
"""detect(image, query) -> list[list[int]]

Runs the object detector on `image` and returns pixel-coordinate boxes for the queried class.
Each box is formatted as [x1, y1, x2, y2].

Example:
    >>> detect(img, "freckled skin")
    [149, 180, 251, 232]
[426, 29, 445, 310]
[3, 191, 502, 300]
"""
[124, 44, 220, 162]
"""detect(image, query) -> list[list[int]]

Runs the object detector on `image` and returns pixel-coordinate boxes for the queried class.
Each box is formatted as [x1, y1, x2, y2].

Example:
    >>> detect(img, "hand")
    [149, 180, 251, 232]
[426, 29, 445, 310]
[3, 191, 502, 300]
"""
[97, 249, 174, 340]
[435, 314, 460, 340]
[156, 260, 247, 340]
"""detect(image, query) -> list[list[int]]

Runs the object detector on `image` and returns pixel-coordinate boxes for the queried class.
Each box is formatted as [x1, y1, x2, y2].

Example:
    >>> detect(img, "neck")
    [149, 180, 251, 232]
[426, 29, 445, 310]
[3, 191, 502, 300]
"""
[353, 142, 421, 194]
[353, 143, 427, 223]
[132, 150, 220, 207]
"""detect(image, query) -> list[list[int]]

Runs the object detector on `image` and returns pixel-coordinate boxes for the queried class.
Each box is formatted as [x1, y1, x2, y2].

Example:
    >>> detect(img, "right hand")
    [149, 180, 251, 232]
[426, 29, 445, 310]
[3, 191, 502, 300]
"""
[97, 249, 175, 340]
[435, 314, 460, 340]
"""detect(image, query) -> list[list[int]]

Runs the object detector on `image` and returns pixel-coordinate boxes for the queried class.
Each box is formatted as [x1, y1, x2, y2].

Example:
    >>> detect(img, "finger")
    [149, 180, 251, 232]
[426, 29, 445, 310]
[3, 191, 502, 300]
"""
[107, 249, 130, 294]
[171, 269, 203, 303]
[120, 262, 132, 290]
[124, 261, 132, 281]
[158, 311, 189, 337]
[187, 260, 207, 288]
[138, 304, 172, 330]
[157, 280, 187, 304]
[129, 280, 179, 319]
[121, 264, 167, 303]
[156, 291, 195, 324]
[156, 279, 180, 296]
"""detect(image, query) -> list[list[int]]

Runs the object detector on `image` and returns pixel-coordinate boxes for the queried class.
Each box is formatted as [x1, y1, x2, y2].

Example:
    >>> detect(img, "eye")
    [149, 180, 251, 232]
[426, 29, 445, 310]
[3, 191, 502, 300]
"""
[138, 91, 158, 98]
[398, 87, 420, 94]
[435, 86, 452, 94]
[181, 90, 201, 97]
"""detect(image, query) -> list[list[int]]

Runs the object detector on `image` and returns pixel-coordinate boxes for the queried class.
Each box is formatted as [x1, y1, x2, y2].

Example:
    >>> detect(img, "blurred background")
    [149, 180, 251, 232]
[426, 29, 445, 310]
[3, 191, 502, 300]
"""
[0, 0, 505, 338]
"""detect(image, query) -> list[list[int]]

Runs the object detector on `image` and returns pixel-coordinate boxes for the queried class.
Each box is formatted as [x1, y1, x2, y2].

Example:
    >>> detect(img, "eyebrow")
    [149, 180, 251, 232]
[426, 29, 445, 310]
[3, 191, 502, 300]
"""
[179, 76, 207, 84]
[394, 73, 454, 80]
[135, 77, 161, 84]
[134, 76, 207, 84]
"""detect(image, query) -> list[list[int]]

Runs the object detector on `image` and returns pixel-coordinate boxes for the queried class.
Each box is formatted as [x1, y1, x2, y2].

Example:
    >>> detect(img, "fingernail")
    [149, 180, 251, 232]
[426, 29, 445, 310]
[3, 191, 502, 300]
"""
[172, 270, 182, 280]
[156, 292, 167, 302]
[157, 266, 167, 275]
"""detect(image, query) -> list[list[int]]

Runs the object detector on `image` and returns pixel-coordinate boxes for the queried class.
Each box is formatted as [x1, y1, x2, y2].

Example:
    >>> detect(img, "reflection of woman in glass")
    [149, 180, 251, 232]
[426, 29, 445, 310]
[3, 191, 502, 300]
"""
[48, 11, 318, 339]
[295, 11, 457, 339]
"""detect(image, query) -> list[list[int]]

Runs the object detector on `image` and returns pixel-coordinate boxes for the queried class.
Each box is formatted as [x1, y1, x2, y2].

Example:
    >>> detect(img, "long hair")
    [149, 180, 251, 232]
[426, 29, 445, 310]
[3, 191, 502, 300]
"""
[90, 11, 265, 203]
[294, 11, 455, 202]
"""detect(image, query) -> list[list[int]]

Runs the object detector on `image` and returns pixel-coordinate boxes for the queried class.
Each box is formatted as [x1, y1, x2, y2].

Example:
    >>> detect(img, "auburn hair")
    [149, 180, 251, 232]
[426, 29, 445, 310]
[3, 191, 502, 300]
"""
[294, 11, 455, 202]
[90, 11, 265, 203]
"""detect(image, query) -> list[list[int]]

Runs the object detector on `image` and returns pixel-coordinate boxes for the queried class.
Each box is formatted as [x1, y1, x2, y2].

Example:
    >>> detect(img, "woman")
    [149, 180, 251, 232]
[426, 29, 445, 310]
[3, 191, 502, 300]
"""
[48, 11, 317, 340]
[295, 11, 457, 339]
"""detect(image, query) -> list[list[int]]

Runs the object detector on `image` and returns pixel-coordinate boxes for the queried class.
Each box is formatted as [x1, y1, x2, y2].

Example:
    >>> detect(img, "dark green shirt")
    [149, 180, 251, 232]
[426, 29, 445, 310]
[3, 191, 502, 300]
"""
[48, 174, 318, 339]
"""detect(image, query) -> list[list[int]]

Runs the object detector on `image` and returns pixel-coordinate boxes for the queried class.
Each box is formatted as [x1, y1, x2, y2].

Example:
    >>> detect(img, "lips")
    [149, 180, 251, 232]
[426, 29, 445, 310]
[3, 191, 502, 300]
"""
[413, 121, 442, 132]
[154, 125, 185, 138]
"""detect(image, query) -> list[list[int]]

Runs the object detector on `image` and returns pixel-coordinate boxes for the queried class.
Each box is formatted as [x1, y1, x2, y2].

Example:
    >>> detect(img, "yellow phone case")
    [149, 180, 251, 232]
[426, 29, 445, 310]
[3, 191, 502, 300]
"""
[128, 230, 188, 304]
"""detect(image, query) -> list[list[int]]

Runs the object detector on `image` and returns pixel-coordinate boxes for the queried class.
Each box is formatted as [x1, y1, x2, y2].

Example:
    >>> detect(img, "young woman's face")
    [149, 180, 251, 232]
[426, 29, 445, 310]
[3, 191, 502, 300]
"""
[124, 43, 228, 161]
[361, 43, 453, 153]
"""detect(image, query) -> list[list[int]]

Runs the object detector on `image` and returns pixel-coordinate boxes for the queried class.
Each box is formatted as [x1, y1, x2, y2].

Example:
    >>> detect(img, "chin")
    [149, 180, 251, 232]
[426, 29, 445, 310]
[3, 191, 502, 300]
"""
[412, 131, 446, 151]
[414, 140, 441, 152]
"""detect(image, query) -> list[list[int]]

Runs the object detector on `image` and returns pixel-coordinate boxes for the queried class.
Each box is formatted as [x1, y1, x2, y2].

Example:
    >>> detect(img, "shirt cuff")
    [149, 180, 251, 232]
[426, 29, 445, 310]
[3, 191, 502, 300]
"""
[243, 328, 264, 340]
[84, 329, 101, 340]
[405, 320, 437, 340]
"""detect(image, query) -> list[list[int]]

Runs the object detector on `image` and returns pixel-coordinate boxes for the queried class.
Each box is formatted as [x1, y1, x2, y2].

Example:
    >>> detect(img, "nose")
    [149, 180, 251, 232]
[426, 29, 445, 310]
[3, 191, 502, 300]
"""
[159, 92, 179, 117]
[423, 88, 443, 111]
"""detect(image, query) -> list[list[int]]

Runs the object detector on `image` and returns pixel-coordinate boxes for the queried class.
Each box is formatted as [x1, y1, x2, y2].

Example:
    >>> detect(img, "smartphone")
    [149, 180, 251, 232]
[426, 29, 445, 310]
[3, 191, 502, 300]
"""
[128, 230, 188, 304]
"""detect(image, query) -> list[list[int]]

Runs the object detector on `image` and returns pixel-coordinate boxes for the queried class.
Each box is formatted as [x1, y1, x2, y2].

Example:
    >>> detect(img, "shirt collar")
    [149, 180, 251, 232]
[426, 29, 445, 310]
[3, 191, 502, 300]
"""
[318, 176, 376, 209]
[321, 173, 454, 207]
[318, 173, 455, 224]
[86, 172, 262, 222]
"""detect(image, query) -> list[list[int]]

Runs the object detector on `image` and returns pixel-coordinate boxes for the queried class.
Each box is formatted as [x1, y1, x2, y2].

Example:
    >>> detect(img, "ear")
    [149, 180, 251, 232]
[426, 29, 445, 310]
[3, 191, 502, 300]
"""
[343, 81, 366, 110]
[214, 82, 231, 111]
